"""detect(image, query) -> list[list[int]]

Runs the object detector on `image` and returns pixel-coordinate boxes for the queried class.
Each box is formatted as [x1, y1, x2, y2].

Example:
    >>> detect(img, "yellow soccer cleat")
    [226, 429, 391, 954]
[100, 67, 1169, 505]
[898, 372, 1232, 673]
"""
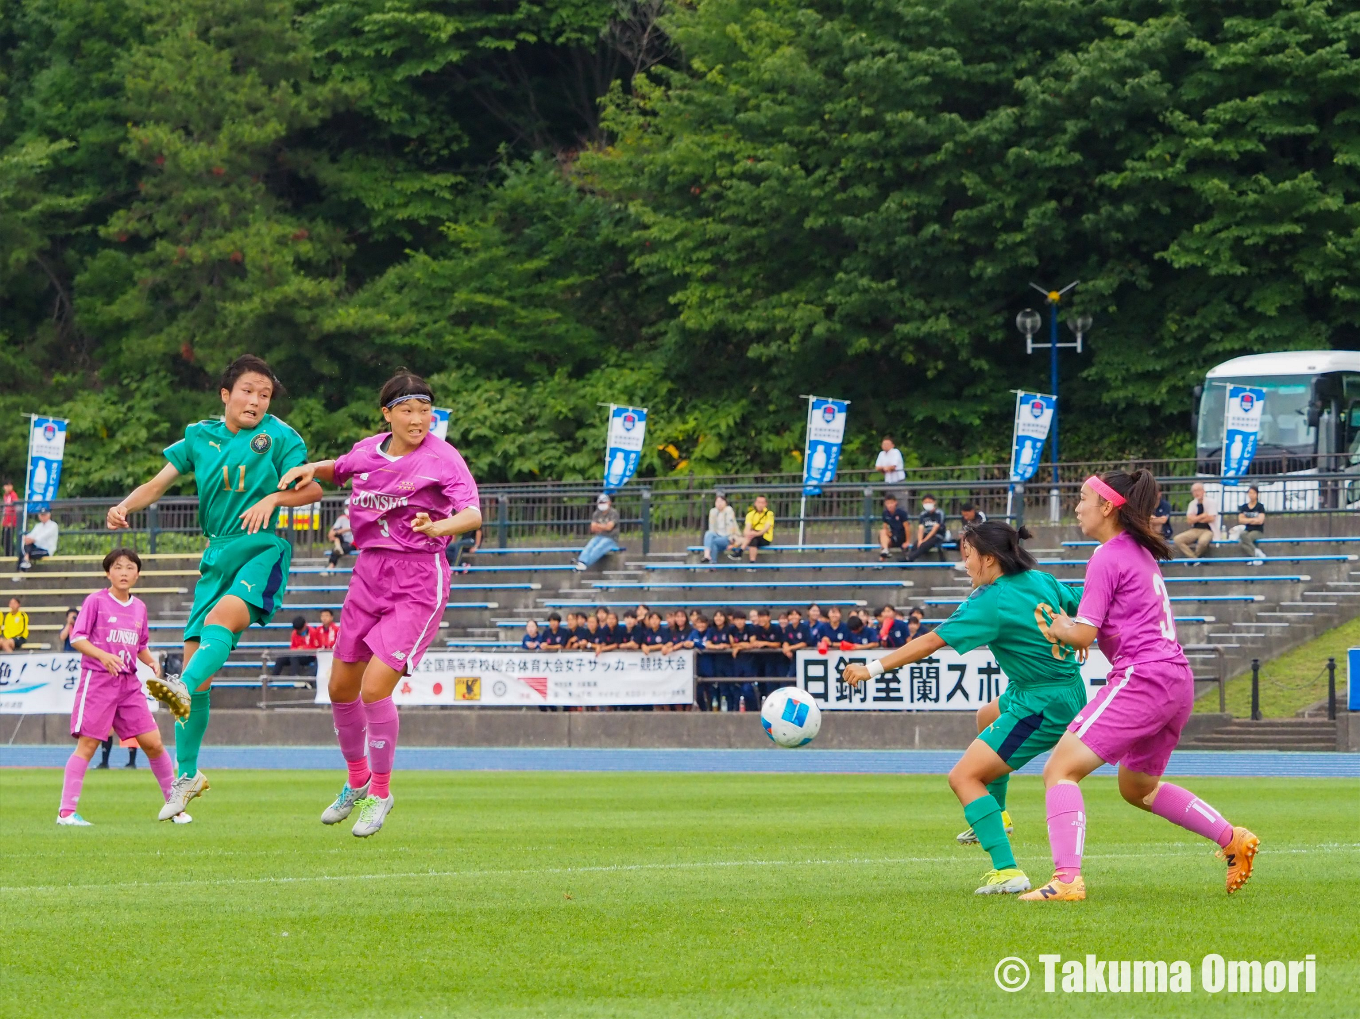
[956, 810, 1014, 845]
[1019, 874, 1086, 902]
[1217, 826, 1259, 894]
[975, 868, 1031, 895]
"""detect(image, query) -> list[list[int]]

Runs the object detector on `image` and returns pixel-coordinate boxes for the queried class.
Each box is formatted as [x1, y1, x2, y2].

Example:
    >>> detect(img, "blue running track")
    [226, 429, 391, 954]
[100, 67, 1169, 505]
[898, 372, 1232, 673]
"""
[2, 745, 1358, 777]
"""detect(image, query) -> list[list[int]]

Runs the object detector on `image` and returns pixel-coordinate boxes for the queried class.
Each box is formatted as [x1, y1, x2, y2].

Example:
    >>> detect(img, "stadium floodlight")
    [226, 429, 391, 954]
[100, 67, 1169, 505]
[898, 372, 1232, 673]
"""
[1015, 309, 1042, 353]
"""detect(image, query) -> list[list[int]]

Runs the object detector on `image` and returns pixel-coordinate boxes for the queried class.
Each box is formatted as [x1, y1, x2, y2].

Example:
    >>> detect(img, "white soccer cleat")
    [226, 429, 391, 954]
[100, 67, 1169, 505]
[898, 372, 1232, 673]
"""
[56, 812, 92, 826]
[322, 779, 371, 825]
[351, 794, 394, 838]
[159, 770, 209, 821]
[172, 812, 193, 824]
[147, 674, 192, 720]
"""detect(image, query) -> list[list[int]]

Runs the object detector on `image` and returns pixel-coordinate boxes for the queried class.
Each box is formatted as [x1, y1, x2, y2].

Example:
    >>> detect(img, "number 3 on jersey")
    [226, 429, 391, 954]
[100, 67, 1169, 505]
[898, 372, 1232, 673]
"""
[1151, 573, 1177, 641]
[221, 465, 246, 492]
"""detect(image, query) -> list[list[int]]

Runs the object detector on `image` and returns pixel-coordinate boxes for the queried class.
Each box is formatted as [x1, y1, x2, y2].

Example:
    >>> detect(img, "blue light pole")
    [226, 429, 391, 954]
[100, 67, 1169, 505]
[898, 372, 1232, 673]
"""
[1017, 281, 1086, 521]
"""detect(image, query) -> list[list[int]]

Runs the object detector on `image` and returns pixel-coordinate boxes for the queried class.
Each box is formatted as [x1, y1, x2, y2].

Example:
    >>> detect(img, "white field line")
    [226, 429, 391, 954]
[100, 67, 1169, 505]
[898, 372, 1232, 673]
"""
[2, 844, 1356, 896]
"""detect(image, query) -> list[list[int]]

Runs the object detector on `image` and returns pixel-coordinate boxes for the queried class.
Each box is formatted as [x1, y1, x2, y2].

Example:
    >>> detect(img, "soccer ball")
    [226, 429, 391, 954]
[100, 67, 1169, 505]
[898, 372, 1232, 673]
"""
[760, 686, 822, 748]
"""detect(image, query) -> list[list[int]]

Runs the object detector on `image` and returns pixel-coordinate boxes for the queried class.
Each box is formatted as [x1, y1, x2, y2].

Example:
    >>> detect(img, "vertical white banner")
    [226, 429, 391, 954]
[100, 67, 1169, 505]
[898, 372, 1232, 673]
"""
[802, 397, 848, 496]
[604, 405, 647, 491]
[24, 415, 67, 531]
[1222, 386, 1265, 478]
[1009, 393, 1054, 483]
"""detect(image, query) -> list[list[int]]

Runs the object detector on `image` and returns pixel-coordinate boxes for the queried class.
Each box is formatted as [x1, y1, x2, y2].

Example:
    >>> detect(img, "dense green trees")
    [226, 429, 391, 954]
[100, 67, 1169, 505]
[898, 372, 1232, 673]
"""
[2, 0, 1357, 492]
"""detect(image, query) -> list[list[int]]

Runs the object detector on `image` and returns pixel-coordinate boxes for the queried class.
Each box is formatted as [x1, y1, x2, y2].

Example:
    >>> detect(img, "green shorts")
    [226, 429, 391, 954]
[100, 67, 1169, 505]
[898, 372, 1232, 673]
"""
[184, 532, 292, 644]
[977, 681, 1088, 771]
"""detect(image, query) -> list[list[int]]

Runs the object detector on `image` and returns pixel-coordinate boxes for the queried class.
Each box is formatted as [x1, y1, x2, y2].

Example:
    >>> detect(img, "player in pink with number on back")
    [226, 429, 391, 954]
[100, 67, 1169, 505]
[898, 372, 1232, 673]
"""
[1017, 469, 1259, 902]
[57, 548, 185, 825]
[279, 370, 482, 837]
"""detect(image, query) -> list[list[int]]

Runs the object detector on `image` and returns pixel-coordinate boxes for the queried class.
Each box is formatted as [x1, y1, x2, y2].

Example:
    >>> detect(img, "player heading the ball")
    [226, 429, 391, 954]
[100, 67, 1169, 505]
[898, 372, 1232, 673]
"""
[845, 521, 1088, 896]
[1019, 470, 1259, 902]
[279, 369, 482, 838]
[107, 355, 323, 820]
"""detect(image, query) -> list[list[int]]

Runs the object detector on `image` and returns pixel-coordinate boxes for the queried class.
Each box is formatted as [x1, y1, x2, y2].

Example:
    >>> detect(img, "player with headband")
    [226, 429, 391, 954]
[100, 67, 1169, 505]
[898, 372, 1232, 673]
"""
[1018, 469, 1258, 902]
[279, 370, 481, 837]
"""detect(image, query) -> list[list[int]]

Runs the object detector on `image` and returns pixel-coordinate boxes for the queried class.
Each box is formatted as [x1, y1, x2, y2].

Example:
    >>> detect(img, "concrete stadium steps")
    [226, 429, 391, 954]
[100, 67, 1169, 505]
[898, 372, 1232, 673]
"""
[1179, 718, 1338, 752]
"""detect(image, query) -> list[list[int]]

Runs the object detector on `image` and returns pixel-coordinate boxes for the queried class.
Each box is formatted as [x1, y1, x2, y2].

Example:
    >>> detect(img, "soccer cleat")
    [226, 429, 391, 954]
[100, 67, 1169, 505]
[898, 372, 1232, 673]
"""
[1217, 826, 1259, 894]
[351, 794, 394, 838]
[1019, 874, 1086, 902]
[172, 812, 193, 824]
[956, 810, 1014, 845]
[975, 868, 1031, 895]
[158, 770, 209, 821]
[321, 779, 371, 825]
[56, 812, 92, 826]
[147, 674, 192, 720]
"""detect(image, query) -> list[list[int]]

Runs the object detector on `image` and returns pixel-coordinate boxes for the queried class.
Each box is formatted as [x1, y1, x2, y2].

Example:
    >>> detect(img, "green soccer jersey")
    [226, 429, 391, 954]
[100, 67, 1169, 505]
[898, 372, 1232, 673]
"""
[934, 569, 1084, 689]
[164, 415, 308, 539]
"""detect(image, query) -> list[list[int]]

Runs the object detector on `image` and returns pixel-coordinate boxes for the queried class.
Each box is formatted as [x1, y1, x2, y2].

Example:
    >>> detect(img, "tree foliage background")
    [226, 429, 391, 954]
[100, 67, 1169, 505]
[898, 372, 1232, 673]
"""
[2, 0, 1357, 493]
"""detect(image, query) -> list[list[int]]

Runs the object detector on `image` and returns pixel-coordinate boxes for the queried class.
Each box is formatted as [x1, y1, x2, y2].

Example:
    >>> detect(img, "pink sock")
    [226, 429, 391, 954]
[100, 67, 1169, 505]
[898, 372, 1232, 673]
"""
[348, 759, 372, 789]
[365, 696, 399, 798]
[1046, 783, 1086, 882]
[1151, 782, 1233, 847]
[147, 751, 175, 800]
[332, 698, 368, 762]
[60, 754, 89, 816]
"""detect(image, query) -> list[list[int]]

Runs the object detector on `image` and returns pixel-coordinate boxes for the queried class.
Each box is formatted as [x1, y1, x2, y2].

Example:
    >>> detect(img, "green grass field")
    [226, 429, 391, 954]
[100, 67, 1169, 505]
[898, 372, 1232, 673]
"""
[1, 769, 1356, 1018]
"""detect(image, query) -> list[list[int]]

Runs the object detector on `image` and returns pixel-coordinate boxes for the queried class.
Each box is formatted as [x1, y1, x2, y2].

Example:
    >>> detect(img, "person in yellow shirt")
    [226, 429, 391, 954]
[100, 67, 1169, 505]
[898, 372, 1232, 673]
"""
[2, 596, 30, 651]
[729, 495, 775, 562]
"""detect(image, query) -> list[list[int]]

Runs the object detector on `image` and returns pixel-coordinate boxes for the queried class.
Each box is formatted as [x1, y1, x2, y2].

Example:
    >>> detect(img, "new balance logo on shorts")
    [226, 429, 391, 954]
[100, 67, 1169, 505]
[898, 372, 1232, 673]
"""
[392, 651, 407, 661]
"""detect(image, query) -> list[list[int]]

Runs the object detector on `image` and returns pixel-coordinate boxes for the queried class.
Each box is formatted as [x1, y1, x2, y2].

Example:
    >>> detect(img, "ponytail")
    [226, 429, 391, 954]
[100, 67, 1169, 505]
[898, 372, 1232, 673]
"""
[1096, 468, 1172, 561]
[958, 521, 1037, 575]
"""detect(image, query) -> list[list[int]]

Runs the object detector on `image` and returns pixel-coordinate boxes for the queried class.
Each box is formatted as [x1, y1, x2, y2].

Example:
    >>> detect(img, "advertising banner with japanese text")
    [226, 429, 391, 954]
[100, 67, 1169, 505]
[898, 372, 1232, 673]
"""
[314, 651, 693, 707]
[604, 405, 647, 492]
[1222, 385, 1266, 479]
[1008, 393, 1054, 483]
[0, 653, 159, 714]
[802, 396, 848, 496]
[795, 647, 1111, 711]
[24, 415, 68, 524]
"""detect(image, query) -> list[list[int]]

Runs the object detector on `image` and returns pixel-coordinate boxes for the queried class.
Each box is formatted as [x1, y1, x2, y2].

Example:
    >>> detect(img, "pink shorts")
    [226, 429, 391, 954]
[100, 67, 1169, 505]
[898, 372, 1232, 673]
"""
[1067, 658, 1194, 777]
[335, 548, 448, 674]
[70, 668, 156, 742]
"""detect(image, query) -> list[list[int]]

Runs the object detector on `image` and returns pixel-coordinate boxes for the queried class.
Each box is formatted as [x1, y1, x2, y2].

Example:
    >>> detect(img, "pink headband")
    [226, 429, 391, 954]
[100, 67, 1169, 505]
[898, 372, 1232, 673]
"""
[1085, 475, 1126, 507]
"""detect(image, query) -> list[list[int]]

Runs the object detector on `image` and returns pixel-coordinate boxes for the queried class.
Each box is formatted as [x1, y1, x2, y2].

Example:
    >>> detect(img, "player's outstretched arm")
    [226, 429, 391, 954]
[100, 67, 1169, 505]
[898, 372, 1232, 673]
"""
[843, 631, 946, 686]
[1047, 611, 1097, 650]
[278, 461, 335, 491]
[411, 506, 484, 539]
[239, 480, 324, 534]
[107, 463, 181, 530]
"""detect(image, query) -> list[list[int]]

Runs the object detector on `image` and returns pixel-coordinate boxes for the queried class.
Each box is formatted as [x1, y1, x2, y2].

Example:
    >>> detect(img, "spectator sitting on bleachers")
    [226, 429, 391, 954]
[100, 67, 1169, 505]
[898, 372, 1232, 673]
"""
[563, 611, 582, 650]
[846, 615, 877, 648]
[541, 612, 568, 651]
[18, 506, 58, 571]
[619, 611, 641, 649]
[520, 620, 541, 650]
[638, 611, 667, 653]
[1151, 491, 1174, 541]
[2, 596, 29, 651]
[273, 616, 318, 676]
[781, 608, 811, 670]
[1173, 482, 1219, 559]
[909, 606, 933, 634]
[823, 606, 848, 646]
[1236, 485, 1267, 562]
[59, 607, 78, 652]
[959, 502, 986, 527]
[574, 493, 622, 571]
[877, 604, 910, 648]
[449, 525, 482, 572]
[687, 614, 714, 708]
[310, 608, 339, 649]
[729, 495, 774, 562]
[326, 499, 355, 569]
[702, 493, 740, 564]
[601, 611, 625, 651]
[879, 494, 911, 560]
[906, 495, 945, 562]
[580, 612, 604, 651]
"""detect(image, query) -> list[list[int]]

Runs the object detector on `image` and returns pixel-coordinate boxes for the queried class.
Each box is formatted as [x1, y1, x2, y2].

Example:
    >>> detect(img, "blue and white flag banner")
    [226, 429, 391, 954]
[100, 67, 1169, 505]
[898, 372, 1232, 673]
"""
[25, 415, 67, 518]
[1222, 385, 1266, 479]
[802, 397, 849, 495]
[1009, 393, 1055, 483]
[430, 407, 452, 442]
[604, 405, 647, 491]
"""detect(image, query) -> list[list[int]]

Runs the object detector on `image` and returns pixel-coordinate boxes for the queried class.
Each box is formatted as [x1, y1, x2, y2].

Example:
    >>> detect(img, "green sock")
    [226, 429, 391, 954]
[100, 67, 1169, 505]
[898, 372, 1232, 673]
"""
[183, 623, 237, 692]
[964, 794, 1017, 872]
[986, 774, 1009, 812]
[174, 690, 212, 778]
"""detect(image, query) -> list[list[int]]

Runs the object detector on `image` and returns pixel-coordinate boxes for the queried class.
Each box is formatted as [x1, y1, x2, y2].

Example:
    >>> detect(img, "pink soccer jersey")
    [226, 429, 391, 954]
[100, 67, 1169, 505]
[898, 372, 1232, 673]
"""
[332, 432, 480, 553]
[70, 588, 149, 677]
[1075, 530, 1187, 674]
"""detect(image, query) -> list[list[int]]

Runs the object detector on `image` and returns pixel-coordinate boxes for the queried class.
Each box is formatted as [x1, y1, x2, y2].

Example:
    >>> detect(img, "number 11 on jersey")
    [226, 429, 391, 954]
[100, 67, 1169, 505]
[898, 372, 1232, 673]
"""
[221, 465, 245, 492]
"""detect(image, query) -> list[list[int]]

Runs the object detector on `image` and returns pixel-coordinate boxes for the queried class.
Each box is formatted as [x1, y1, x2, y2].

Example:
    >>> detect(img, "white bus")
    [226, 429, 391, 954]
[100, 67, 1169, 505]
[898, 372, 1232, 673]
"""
[1194, 350, 1360, 510]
